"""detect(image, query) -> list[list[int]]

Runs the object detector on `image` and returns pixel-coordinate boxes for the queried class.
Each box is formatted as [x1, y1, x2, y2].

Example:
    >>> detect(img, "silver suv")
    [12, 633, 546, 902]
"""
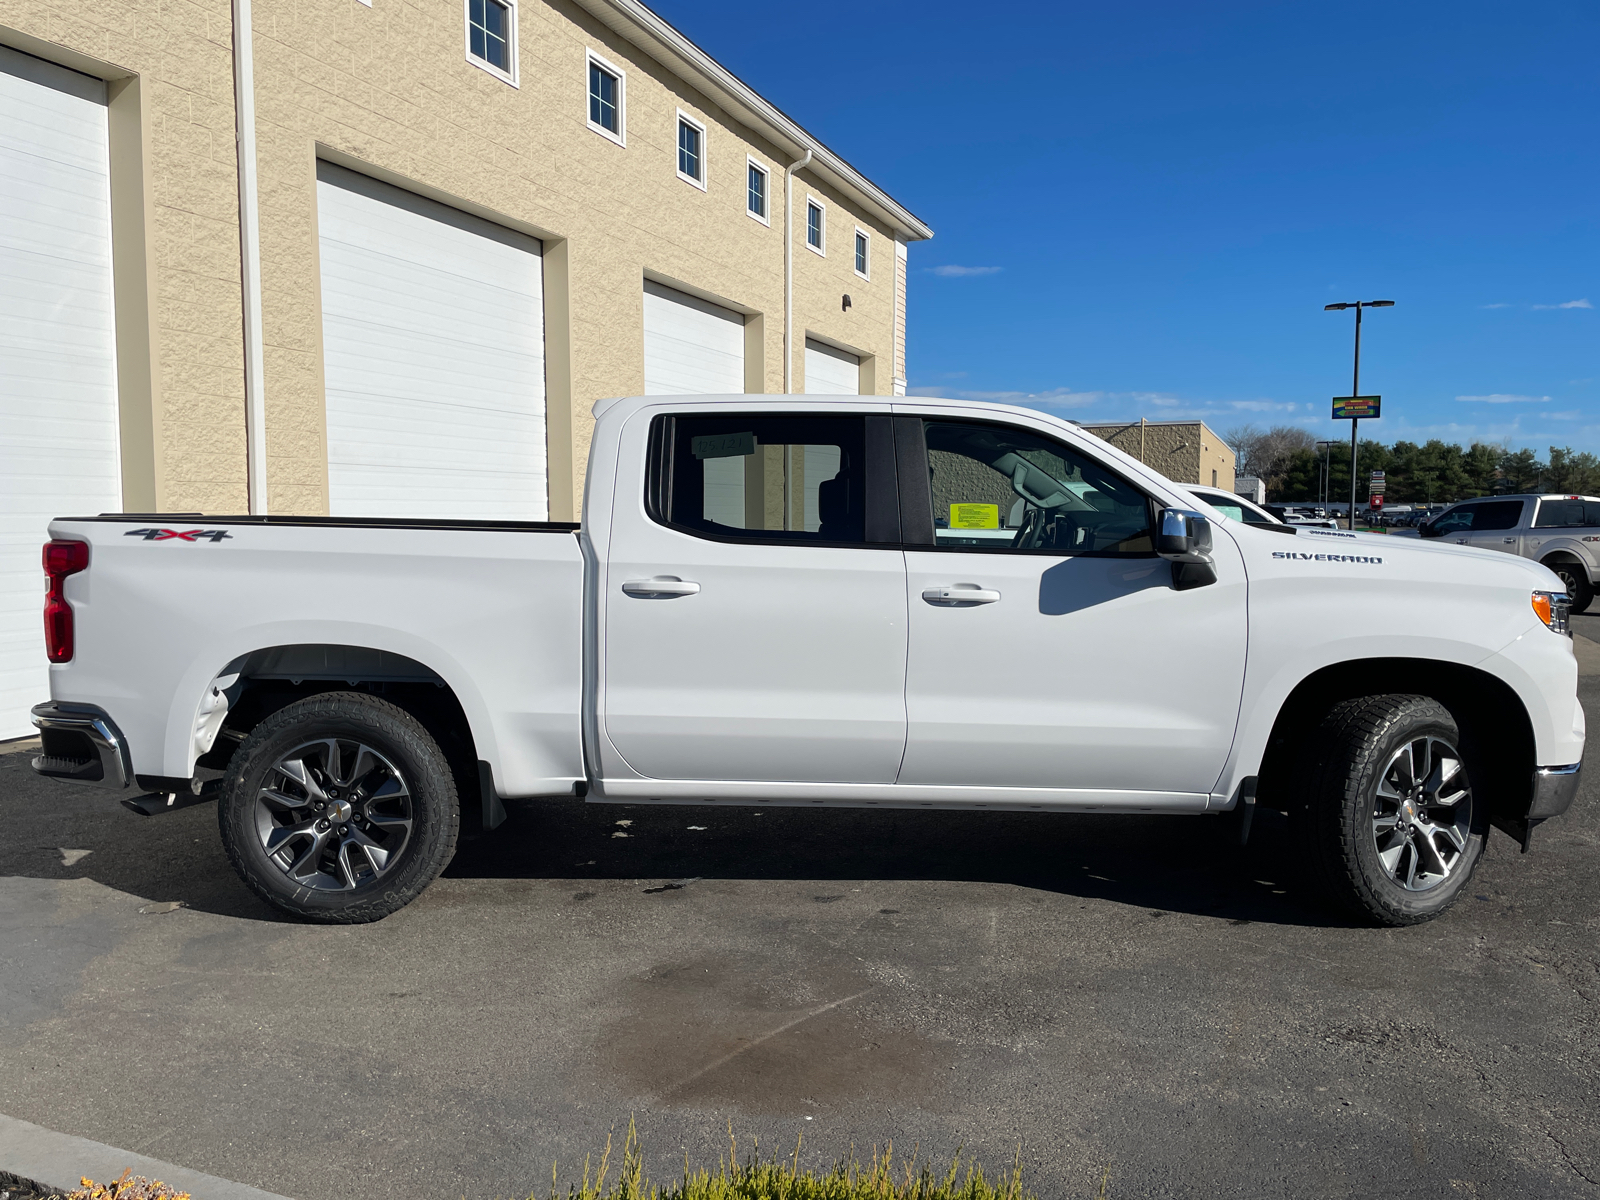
[1420, 494, 1600, 612]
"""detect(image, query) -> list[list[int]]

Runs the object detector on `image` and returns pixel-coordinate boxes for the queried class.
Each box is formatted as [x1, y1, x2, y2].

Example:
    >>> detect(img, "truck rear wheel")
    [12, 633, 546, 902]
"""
[1541, 558, 1593, 614]
[218, 692, 459, 923]
[1292, 694, 1486, 926]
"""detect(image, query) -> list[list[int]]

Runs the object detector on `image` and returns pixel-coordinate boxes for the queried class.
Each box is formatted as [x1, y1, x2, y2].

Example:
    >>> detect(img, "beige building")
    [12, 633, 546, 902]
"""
[0, 0, 930, 737]
[1078, 420, 1236, 490]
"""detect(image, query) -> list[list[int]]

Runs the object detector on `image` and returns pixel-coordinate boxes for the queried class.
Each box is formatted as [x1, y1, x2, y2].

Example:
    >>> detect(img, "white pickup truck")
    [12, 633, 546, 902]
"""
[1420, 493, 1600, 614]
[31, 396, 1585, 926]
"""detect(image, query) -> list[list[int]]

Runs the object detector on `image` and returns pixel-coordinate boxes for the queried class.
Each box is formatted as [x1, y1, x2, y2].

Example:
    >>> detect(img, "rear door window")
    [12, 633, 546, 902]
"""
[1433, 500, 1524, 533]
[651, 413, 892, 545]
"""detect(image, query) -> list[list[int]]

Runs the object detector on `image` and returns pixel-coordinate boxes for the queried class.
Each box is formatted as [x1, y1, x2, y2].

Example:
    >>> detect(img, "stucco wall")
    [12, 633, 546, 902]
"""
[1083, 421, 1236, 489]
[0, 0, 248, 513]
[2, 0, 909, 520]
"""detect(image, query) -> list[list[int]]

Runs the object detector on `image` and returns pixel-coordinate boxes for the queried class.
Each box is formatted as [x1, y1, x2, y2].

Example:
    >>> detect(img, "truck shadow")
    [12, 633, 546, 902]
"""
[3, 746, 1338, 926]
[442, 798, 1344, 928]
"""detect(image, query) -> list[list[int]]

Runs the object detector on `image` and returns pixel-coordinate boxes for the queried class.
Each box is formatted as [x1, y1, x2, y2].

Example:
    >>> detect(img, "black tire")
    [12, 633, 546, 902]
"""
[1291, 694, 1487, 926]
[1542, 559, 1593, 615]
[219, 692, 459, 923]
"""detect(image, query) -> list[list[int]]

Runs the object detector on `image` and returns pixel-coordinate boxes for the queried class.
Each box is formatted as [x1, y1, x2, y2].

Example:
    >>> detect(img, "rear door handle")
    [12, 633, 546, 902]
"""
[922, 586, 1001, 605]
[622, 577, 700, 598]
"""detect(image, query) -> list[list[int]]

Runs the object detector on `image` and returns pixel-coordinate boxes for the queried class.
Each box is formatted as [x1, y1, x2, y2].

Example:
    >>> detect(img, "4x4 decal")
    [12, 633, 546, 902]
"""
[125, 528, 233, 543]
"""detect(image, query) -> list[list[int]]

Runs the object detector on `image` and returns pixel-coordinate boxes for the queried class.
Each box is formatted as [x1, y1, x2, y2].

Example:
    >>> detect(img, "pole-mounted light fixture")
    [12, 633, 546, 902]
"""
[1325, 300, 1396, 529]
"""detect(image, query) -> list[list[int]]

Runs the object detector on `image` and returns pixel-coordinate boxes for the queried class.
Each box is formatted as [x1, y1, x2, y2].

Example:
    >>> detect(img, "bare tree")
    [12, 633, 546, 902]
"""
[1225, 424, 1315, 487]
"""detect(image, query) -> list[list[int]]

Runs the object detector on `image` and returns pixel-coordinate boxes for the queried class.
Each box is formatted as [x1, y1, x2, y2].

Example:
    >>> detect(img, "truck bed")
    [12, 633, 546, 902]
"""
[44, 514, 586, 796]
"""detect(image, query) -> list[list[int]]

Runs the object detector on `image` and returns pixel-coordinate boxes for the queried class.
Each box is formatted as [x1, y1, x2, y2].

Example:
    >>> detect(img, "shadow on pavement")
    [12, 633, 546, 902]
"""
[3, 742, 1343, 928]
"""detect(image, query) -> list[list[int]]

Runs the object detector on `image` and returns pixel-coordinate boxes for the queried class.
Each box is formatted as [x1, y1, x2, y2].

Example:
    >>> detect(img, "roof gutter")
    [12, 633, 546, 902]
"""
[574, 0, 933, 242]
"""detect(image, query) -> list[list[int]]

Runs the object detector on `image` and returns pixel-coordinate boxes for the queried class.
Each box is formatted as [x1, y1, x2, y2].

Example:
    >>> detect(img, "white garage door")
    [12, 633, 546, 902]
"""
[0, 48, 121, 740]
[642, 280, 744, 395]
[804, 338, 859, 396]
[317, 162, 547, 520]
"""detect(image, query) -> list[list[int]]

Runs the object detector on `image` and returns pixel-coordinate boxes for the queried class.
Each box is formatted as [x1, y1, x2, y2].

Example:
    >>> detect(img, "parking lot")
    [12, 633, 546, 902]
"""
[4, 622, 1599, 1200]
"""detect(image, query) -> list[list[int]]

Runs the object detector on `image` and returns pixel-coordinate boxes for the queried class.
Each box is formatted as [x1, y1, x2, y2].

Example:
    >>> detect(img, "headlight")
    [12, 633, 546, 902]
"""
[1532, 590, 1571, 635]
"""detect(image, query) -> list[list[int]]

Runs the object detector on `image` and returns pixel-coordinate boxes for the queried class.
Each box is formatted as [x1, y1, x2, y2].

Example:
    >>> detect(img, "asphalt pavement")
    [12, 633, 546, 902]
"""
[3, 636, 1599, 1200]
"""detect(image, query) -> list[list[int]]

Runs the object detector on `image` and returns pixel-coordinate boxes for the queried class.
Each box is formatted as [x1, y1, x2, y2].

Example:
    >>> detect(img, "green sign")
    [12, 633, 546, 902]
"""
[1333, 396, 1381, 419]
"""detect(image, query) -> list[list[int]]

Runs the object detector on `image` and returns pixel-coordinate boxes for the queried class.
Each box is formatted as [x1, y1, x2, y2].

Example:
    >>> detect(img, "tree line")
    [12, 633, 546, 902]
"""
[1224, 425, 1600, 505]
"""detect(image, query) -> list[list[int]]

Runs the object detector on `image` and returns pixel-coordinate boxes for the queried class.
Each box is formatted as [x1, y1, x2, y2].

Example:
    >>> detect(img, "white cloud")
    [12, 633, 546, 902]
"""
[1543, 410, 1582, 421]
[1479, 303, 1511, 309]
[1531, 298, 1592, 310]
[927, 265, 1002, 277]
[1456, 393, 1549, 404]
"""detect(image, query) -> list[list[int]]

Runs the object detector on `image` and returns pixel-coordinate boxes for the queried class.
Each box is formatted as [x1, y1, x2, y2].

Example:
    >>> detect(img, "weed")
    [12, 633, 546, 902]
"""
[537, 1120, 1037, 1200]
[66, 1170, 190, 1200]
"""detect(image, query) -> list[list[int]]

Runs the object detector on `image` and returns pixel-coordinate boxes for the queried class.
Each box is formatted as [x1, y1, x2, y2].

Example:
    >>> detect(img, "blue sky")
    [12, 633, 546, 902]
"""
[653, 0, 1598, 452]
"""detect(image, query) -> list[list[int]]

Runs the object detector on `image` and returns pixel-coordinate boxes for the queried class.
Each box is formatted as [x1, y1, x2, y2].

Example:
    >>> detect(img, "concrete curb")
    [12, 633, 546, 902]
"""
[0, 1114, 293, 1200]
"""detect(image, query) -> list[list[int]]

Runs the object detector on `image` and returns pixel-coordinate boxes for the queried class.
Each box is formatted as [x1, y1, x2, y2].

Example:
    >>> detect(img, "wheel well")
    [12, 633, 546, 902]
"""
[1540, 551, 1585, 567]
[196, 644, 484, 821]
[1255, 658, 1534, 823]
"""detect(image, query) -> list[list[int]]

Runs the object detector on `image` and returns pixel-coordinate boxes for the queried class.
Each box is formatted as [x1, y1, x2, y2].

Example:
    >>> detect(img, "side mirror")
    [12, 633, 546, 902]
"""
[1156, 508, 1217, 591]
[1156, 508, 1214, 563]
[1418, 521, 1440, 539]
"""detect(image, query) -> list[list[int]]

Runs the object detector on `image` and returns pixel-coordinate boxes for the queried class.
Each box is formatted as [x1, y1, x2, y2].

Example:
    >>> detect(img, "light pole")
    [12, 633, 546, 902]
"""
[1315, 440, 1336, 509]
[1325, 300, 1394, 529]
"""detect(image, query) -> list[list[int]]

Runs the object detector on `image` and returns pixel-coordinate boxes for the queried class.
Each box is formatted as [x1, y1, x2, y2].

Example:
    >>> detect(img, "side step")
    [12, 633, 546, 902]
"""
[122, 779, 221, 817]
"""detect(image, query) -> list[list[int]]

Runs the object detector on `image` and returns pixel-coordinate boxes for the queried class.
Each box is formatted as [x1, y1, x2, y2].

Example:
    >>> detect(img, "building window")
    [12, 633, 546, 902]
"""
[465, 0, 516, 84]
[1212, 469, 1219, 487]
[854, 228, 869, 279]
[676, 112, 706, 189]
[586, 51, 624, 144]
[747, 159, 769, 224]
[806, 198, 824, 255]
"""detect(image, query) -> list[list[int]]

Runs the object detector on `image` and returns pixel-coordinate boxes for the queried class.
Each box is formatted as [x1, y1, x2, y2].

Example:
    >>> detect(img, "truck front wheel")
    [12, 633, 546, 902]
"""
[1292, 695, 1486, 926]
[1541, 558, 1593, 614]
[218, 692, 460, 922]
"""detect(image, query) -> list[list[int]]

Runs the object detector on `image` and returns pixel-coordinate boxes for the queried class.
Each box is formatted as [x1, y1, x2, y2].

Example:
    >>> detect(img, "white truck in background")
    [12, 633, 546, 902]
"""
[1421, 493, 1600, 613]
[31, 395, 1585, 926]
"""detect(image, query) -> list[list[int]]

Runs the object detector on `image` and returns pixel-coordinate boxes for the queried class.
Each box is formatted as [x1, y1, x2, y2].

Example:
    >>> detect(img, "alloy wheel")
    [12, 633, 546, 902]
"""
[1371, 735, 1472, 892]
[252, 738, 413, 891]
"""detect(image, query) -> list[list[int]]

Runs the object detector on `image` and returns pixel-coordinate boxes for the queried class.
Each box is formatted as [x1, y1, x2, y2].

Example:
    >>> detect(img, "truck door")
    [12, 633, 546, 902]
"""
[894, 414, 1247, 797]
[1462, 499, 1528, 554]
[599, 409, 908, 785]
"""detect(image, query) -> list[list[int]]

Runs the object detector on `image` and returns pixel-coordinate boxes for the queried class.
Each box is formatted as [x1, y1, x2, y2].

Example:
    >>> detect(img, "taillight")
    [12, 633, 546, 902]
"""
[43, 539, 89, 663]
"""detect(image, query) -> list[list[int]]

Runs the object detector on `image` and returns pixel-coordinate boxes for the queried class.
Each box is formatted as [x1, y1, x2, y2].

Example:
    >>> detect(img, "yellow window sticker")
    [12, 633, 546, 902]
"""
[949, 503, 1000, 529]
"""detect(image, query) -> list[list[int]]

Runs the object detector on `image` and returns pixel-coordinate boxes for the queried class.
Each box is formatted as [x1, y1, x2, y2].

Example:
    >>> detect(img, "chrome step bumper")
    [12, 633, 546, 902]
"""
[30, 702, 132, 790]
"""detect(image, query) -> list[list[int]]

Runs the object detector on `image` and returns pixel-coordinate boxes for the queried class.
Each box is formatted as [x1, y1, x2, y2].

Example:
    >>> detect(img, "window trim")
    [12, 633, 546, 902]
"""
[853, 226, 871, 280]
[645, 412, 900, 549]
[897, 415, 1162, 558]
[464, 0, 518, 87]
[585, 49, 626, 146]
[746, 156, 771, 226]
[804, 195, 826, 256]
[674, 108, 707, 190]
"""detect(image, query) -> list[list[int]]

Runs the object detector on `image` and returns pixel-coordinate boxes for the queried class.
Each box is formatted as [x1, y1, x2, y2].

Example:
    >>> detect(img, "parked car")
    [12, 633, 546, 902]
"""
[30, 396, 1584, 927]
[1186, 487, 1283, 526]
[1421, 494, 1600, 612]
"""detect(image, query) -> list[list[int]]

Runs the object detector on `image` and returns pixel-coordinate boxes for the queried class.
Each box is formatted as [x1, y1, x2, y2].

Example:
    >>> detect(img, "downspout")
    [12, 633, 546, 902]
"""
[782, 149, 812, 394]
[231, 0, 268, 513]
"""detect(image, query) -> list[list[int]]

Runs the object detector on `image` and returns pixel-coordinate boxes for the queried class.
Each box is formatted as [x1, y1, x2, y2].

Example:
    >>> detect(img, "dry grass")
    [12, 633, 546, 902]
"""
[537, 1122, 1037, 1200]
[65, 1171, 190, 1200]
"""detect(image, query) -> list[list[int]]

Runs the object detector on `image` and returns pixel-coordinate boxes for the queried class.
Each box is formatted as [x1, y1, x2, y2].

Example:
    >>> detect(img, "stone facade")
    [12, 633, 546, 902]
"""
[1079, 421, 1236, 490]
[0, 0, 929, 517]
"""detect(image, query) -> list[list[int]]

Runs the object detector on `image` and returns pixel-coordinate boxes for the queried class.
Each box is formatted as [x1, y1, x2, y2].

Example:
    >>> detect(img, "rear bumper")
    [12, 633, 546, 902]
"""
[1528, 762, 1581, 819]
[30, 701, 132, 790]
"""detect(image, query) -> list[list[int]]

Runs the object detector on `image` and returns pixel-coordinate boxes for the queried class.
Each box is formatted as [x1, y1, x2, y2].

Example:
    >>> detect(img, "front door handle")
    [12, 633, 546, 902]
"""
[622, 577, 701, 598]
[922, 585, 1001, 605]
[1503, 537, 1516, 544]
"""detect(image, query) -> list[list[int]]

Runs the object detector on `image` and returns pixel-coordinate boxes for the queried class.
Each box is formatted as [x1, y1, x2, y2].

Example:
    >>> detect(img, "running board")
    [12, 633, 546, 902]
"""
[122, 780, 221, 817]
